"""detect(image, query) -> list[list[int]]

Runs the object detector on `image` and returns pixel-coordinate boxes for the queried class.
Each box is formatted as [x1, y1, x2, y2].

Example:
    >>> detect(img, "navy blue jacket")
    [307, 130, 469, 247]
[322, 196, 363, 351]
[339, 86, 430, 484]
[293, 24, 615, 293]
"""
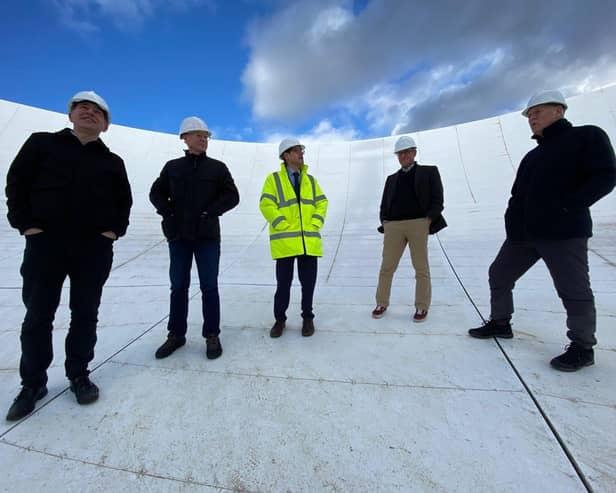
[505, 119, 616, 241]
[149, 151, 239, 241]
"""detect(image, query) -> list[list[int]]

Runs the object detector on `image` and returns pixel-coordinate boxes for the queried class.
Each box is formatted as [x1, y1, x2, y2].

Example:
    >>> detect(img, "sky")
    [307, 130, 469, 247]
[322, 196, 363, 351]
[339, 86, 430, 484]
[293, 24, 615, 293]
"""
[1, 0, 616, 143]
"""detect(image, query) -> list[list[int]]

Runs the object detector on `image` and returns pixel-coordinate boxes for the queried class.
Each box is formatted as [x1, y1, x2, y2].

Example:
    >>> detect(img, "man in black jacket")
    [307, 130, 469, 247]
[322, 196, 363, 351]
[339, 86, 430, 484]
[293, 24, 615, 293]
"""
[469, 90, 616, 371]
[5, 91, 133, 421]
[150, 116, 239, 360]
[373, 136, 446, 323]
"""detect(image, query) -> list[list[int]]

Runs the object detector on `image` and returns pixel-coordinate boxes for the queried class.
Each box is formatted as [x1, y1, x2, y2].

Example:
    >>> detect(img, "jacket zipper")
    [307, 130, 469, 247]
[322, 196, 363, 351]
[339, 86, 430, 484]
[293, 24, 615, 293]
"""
[294, 172, 307, 255]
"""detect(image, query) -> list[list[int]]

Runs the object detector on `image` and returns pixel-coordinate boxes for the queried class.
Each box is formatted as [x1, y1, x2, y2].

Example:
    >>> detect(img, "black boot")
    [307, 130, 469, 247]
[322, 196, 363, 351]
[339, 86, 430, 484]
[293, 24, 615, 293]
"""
[155, 334, 186, 359]
[6, 386, 48, 421]
[468, 319, 513, 339]
[550, 343, 594, 372]
[70, 376, 99, 405]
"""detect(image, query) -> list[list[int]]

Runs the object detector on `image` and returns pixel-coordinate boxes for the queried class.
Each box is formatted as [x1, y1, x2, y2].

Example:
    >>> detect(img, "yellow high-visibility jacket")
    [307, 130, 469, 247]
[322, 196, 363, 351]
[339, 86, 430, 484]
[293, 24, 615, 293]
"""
[259, 163, 328, 259]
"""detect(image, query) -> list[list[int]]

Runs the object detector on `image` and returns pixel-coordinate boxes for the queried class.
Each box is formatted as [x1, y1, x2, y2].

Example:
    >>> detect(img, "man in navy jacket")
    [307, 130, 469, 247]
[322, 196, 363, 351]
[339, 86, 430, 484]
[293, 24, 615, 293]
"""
[150, 117, 239, 361]
[469, 90, 616, 371]
[5, 91, 132, 420]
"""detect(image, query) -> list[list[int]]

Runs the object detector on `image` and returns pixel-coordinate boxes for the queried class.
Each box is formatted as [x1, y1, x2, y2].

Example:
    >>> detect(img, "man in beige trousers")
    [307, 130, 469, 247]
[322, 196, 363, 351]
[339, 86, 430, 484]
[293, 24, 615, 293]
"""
[373, 136, 446, 322]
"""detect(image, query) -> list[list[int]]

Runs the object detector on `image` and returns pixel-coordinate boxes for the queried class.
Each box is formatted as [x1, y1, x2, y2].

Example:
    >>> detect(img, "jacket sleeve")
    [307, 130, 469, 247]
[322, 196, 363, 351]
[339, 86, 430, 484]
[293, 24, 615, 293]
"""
[310, 177, 328, 230]
[110, 158, 133, 238]
[149, 164, 174, 218]
[426, 167, 445, 220]
[568, 127, 616, 209]
[259, 173, 290, 231]
[5, 134, 42, 234]
[205, 164, 240, 216]
[379, 176, 391, 224]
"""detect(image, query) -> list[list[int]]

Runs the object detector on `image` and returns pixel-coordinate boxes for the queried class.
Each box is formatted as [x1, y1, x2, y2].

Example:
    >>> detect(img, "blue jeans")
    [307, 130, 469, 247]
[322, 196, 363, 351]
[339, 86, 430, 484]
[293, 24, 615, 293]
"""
[168, 239, 220, 338]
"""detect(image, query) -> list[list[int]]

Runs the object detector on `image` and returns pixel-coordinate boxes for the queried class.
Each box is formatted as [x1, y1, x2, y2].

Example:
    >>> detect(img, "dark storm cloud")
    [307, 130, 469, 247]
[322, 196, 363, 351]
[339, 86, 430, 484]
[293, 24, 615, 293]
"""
[243, 0, 616, 134]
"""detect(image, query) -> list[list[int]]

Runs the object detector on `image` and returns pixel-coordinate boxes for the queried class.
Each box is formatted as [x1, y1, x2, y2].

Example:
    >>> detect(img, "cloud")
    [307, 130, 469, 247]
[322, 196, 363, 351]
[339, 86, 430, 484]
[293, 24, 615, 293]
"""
[52, 0, 214, 32]
[242, 0, 616, 135]
[266, 118, 359, 145]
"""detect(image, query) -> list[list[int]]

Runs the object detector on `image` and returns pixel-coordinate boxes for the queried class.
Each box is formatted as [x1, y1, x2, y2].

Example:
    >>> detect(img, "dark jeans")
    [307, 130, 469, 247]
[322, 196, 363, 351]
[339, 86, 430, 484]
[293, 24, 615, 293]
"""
[19, 232, 113, 388]
[168, 239, 221, 338]
[274, 255, 318, 321]
[489, 238, 596, 348]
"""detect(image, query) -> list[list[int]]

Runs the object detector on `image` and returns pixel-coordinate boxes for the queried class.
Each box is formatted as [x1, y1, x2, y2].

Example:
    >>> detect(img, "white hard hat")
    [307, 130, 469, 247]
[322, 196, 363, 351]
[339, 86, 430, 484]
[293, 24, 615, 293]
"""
[68, 91, 110, 122]
[179, 116, 211, 137]
[393, 135, 417, 154]
[279, 137, 304, 158]
[522, 90, 568, 116]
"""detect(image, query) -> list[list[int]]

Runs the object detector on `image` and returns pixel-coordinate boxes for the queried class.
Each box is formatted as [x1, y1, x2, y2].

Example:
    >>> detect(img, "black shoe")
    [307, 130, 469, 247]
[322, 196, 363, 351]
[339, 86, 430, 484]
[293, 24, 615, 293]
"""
[302, 319, 315, 337]
[6, 386, 48, 421]
[468, 319, 513, 339]
[70, 376, 99, 405]
[206, 335, 223, 360]
[155, 334, 186, 359]
[550, 343, 594, 372]
[270, 320, 285, 338]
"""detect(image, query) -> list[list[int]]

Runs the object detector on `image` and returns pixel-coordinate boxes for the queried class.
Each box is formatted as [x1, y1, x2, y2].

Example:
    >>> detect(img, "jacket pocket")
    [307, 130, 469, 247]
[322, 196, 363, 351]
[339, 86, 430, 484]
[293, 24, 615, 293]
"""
[197, 213, 220, 240]
[162, 215, 178, 240]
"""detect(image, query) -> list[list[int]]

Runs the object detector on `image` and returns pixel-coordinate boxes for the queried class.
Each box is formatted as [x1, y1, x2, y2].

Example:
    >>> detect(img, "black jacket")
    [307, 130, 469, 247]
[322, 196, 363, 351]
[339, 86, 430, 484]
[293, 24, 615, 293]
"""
[149, 152, 239, 241]
[379, 163, 447, 235]
[505, 119, 616, 241]
[5, 129, 133, 237]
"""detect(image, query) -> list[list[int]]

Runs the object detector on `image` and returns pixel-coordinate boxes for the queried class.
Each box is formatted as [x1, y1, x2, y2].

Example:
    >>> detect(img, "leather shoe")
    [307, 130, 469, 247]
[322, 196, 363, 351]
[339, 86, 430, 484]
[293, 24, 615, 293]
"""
[372, 305, 387, 318]
[155, 334, 186, 359]
[6, 386, 48, 421]
[270, 320, 285, 338]
[302, 319, 315, 337]
[413, 309, 428, 323]
[206, 335, 223, 360]
[70, 376, 99, 405]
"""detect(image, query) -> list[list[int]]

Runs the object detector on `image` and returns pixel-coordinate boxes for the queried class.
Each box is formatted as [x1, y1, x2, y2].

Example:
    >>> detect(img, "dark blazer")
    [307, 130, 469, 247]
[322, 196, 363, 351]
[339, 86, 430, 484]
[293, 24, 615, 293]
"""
[379, 163, 446, 235]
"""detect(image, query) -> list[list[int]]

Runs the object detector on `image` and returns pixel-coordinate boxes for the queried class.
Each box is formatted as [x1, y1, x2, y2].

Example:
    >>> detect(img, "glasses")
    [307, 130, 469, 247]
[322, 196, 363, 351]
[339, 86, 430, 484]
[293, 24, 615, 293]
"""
[289, 146, 305, 154]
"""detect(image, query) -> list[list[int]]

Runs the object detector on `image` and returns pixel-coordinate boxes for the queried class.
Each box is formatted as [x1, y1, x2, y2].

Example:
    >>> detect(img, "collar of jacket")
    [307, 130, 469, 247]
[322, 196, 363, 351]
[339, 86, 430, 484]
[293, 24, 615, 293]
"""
[184, 150, 207, 158]
[533, 118, 572, 144]
[398, 162, 418, 174]
[59, 128, 109, 152]
[279, 162, 309, 174]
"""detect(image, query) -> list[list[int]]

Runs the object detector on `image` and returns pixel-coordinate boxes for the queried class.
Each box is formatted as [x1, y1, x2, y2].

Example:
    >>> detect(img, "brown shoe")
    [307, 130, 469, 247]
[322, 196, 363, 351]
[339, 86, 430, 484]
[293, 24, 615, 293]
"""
[270, 320, 285, 338]
[206, 335, 223, 360]
[302, 319, 315, 337]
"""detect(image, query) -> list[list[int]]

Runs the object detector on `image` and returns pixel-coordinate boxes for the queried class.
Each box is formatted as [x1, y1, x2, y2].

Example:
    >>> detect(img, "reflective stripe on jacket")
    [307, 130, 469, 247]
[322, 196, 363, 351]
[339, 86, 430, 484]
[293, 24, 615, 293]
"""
[259, 163, 328, 259]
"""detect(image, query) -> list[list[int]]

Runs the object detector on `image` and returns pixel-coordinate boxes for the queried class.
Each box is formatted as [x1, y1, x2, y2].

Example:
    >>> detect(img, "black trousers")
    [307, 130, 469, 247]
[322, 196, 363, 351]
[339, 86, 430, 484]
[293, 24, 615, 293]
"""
[489, 238, 596, 348]
[19, 232, 113, 387]
[274, 255, 317, 321]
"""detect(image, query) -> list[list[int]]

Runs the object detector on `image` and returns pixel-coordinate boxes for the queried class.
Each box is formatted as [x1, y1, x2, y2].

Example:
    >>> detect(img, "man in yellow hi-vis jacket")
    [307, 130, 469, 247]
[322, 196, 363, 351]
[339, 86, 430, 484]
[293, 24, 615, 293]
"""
[259, 138, 328, 338]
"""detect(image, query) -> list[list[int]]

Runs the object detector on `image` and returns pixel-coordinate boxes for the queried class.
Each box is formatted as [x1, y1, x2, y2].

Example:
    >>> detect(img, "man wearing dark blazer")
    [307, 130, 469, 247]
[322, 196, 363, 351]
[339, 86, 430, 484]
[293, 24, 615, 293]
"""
[372, 136, 446, 322]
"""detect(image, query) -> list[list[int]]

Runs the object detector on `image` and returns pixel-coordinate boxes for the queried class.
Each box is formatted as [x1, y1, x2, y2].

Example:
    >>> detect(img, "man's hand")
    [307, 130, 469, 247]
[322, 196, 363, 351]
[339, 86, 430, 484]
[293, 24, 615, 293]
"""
[24, 228, 43, 236]
[101, 231, 117, 240]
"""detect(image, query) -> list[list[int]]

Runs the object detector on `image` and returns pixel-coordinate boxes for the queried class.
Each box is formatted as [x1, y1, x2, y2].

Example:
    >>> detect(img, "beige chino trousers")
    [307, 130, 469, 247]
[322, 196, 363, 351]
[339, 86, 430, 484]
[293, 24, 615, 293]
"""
[376, 218, 431, 311]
